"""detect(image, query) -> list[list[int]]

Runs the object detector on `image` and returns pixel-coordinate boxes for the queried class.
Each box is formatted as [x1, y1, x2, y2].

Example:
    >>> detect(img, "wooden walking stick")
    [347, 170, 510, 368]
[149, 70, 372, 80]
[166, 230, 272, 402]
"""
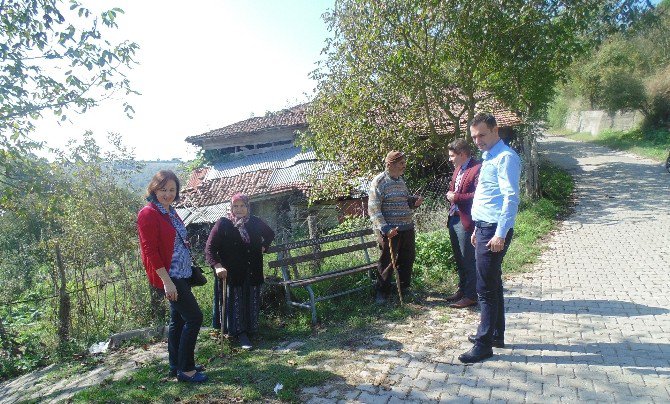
[388, 238, 403, 306]
[219, 277, 227, 347]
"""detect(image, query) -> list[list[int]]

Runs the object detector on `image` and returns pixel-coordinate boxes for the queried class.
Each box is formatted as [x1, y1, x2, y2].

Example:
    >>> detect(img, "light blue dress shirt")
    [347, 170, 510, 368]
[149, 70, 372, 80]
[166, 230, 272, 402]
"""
[471, 139, 521, 238]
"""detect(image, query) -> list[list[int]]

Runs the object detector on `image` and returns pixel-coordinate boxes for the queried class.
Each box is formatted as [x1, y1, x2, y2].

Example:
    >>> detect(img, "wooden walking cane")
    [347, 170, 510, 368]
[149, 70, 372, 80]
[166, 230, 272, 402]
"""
[219, 277, 227, 347]
[388, 238, 403, 306]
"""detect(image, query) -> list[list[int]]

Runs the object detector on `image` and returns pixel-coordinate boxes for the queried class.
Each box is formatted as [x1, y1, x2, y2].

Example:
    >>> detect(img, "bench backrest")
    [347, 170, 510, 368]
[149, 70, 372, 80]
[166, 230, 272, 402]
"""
[267, 228, 376, 280]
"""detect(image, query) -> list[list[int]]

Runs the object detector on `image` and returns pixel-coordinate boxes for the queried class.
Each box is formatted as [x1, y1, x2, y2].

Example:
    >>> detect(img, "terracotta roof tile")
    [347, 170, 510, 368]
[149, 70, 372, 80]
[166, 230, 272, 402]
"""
[185, 167, 209, 189]
[186, 104, 308, 144]
[178, 169, 311, 208]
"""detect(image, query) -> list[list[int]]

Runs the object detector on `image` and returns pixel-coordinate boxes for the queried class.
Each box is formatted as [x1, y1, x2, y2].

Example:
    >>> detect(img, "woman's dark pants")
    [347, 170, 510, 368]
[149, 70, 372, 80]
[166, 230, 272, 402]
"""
[167, 277, 203, 373]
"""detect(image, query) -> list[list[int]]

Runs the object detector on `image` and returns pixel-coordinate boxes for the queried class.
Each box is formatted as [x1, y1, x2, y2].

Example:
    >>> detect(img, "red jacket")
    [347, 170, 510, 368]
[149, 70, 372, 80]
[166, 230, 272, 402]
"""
[448, 158, 482, 233]
[137, 203, 179, 289]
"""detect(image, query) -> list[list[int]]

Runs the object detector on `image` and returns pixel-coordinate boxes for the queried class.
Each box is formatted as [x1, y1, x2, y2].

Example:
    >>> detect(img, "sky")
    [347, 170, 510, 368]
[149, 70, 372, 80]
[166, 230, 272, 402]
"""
[33, 1, 335, 161]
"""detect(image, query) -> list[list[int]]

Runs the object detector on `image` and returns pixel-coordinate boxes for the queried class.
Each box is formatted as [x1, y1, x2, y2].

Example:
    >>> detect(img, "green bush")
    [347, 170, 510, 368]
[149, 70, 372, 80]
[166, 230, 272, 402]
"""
[539, 162, 575, 206]
[413, 230, 457, 292]
[643, 65, 670, 129]
[601, 70, 647, 114]
[326, 215, 372, 234]
[547, 91, 571, 128]
[0, 307, 50, 380]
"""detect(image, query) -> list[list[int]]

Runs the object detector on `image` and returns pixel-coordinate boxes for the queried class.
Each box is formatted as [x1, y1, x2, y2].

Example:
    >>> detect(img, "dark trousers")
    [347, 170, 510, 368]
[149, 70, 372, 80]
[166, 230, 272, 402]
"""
[447, 215, 477, 300]
[376, 228, 416, 293]
[473, 226, 513, 348]
[167, 277, 203, 373]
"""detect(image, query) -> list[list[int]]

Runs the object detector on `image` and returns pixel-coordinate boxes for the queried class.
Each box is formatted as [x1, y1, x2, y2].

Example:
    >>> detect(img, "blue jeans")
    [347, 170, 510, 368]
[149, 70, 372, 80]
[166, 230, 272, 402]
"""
[447, 215, 477, 300]
[473, 226, 513, 348]
[167, 277, 203, 373]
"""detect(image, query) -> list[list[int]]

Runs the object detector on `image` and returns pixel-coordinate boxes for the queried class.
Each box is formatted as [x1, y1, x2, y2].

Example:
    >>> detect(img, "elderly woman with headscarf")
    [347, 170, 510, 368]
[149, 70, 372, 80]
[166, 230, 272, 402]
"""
[205, 193, 275, 349]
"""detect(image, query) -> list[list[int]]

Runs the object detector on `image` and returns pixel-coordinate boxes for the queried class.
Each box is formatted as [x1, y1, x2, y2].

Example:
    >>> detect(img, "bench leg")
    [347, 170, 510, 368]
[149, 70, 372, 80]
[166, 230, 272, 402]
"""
[306, 285, 317, 325]
[283, 284, 293, 313]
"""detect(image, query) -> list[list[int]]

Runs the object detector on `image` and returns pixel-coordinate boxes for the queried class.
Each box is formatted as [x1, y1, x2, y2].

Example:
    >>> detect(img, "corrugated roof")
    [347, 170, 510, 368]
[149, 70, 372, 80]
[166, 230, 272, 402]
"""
[205, 147, 316, 181]
[177, 150, 327, 215]
[267, 160, 339, 188]
[176, 203, 230, 226]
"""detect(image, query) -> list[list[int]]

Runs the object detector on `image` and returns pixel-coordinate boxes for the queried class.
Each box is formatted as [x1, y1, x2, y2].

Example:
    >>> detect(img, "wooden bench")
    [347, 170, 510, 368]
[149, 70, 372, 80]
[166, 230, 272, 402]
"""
[266, 228, 377, 325]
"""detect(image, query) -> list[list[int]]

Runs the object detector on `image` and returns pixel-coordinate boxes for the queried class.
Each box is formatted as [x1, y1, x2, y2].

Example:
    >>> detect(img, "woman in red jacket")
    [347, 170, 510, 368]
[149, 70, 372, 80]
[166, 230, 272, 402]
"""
[137, 170, 207, 383]
[205, 193, 274, 349]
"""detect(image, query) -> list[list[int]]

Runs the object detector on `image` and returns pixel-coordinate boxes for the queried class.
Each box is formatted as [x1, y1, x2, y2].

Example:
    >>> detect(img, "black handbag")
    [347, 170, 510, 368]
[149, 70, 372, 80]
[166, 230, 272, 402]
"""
[188, 264, 208, 287]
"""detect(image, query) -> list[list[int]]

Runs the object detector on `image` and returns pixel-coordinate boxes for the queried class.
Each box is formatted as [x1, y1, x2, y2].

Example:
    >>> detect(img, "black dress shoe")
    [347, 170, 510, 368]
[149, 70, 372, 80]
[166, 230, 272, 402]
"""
[458, 345, 493, 363]
[468, 334, 505, 348]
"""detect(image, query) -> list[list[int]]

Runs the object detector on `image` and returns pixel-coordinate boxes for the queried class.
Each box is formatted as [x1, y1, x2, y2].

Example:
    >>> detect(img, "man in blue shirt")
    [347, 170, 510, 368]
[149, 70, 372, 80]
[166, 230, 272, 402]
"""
[458, 113, 521, 364]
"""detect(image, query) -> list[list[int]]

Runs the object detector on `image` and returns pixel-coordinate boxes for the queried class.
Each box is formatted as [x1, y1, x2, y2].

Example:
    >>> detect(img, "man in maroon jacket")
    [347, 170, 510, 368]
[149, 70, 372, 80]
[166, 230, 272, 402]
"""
[445, 139, 482, 308]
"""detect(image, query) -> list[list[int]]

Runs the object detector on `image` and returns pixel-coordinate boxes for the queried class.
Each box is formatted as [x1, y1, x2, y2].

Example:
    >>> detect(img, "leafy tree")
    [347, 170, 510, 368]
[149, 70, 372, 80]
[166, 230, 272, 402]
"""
[0, 132, 144, 349]
[0, 0, 138, 139]
[302, 0, 653, 199]
[552, 0, 669, 127]
[1, 0, 138, 202]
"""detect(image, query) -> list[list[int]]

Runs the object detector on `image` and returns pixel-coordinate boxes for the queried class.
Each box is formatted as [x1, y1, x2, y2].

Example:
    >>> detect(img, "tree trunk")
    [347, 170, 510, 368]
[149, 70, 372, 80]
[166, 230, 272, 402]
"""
[522, 126, 541, 199]
[55, 243, 71, 350]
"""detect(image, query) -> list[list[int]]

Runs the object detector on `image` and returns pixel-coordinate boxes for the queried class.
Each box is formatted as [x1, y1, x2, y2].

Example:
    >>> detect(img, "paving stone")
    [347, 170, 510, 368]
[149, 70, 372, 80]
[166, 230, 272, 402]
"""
[446, 374, 478, 388]
[356, 391, 389, 404]
[458, 384, 491, 400]
[388, 397, 420, 404]
[489, 388, 526, 402]
[438, 394, 471, 404]
[392, 366, 420, 379]
[306, 397, 338, 404]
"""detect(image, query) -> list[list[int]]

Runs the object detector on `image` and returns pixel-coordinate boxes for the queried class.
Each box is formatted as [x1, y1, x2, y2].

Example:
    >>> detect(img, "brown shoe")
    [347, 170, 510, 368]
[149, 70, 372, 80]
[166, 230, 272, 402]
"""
[449, 297, 477, 308]
[445, 290, 463, 302]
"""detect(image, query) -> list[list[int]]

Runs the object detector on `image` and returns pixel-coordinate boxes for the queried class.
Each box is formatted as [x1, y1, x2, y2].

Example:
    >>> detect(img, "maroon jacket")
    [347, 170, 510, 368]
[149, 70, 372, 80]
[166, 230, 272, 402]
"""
[448, 158, 482, 233]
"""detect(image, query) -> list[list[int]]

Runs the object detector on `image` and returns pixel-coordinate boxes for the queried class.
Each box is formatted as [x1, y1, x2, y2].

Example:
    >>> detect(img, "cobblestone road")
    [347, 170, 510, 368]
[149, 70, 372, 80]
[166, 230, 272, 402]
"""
[301, 136, 670, 403]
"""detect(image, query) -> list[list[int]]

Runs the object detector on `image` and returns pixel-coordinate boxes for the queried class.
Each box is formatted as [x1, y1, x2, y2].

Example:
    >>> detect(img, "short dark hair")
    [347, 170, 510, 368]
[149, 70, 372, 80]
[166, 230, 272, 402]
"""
[146, 170, 181, 202]
[470, 112, 497, 129]
[447, 138, 472, 156]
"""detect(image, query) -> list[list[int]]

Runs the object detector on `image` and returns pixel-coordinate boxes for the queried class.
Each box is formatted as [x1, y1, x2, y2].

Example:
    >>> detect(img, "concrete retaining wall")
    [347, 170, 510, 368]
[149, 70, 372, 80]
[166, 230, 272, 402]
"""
[565, 110, 643, 135]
